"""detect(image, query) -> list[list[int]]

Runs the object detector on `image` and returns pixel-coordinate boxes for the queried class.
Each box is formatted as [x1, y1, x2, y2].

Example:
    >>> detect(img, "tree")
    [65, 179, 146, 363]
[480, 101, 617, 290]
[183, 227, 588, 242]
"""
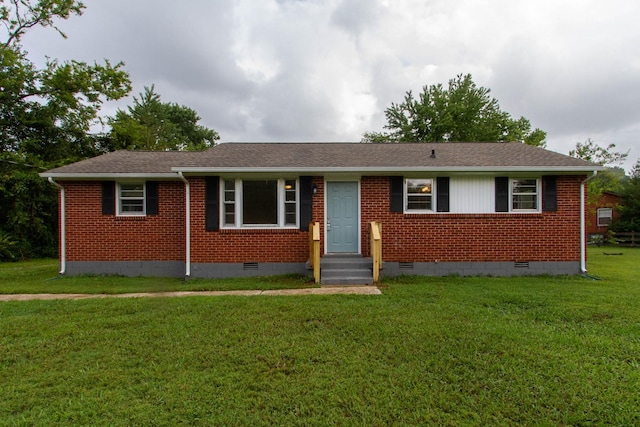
[613, 159, 640, 232]
[568, 138, 629, 196]
[569, 139, 632, 234]
[362, 74, 547, 146]
[569, 138, 629, 167]
[0, 0, 132, 259]
[1, 1, 131, 160]
[108, 85, 219, 151]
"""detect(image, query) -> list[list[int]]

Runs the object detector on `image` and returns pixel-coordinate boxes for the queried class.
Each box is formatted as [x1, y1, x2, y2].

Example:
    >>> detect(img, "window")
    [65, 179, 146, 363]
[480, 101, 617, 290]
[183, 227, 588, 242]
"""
[597, 208, 613, 227]
[284, 180, 297, 225]
[118, 183, 145, 215]
[405, 179, 433, 212]
[511, 178, 539, 211]
[222, 179, 298, 227]
[244, 180, 277, 225]
[223, 179, 236, 226]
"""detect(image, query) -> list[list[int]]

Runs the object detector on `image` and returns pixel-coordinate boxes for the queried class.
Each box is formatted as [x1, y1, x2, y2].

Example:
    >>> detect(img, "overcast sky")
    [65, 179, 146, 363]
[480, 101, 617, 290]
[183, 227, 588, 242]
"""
[22, 0, 640, 171]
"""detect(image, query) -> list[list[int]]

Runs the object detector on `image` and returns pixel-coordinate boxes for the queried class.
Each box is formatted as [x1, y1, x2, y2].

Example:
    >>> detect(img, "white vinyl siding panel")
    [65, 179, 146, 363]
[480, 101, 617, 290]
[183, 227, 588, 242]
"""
[449, 176, 494, 213]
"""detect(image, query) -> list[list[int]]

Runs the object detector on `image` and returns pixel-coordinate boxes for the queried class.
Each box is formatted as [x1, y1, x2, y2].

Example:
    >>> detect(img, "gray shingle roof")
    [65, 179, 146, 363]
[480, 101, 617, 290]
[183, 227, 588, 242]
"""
[42, 150, 200, 175]
[41, 142, 600, 178]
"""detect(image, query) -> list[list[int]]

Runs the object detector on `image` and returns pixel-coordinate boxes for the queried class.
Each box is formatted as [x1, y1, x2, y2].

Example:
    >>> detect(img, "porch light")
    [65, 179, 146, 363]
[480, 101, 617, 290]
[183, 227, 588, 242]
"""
[312, 184, 318, 195]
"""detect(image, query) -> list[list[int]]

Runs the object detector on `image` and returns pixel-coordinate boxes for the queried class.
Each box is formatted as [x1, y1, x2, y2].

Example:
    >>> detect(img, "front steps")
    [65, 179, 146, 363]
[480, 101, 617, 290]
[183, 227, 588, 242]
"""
[319, 254, 374, 285]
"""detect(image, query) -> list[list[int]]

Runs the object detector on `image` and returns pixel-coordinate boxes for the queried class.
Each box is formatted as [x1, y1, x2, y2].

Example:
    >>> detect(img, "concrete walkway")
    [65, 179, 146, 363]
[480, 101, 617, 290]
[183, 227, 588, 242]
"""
[0, 286, 381, 302]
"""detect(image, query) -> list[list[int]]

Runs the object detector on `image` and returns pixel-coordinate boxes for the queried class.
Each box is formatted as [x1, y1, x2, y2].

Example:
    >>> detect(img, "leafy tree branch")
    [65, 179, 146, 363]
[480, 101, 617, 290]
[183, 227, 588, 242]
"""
[363, 74, 546, 146]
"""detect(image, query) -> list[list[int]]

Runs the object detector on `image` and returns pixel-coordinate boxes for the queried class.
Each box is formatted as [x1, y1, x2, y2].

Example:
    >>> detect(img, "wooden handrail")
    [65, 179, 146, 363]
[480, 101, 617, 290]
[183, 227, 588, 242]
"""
[309, 221, 321, 284]
[370, 221, 382, 284]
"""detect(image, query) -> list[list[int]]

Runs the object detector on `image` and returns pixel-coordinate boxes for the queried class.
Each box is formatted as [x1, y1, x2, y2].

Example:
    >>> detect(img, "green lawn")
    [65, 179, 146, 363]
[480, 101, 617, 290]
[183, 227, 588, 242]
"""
[1, 249, 639, 425]
[0, 260, 315, 294]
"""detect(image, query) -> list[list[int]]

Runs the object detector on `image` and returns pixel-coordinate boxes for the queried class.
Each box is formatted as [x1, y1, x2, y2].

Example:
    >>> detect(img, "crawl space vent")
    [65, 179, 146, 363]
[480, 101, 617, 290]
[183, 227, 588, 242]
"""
[243, 262, 259, 271]
[399, 262, 414, 270]
[514, 261, 530, 269]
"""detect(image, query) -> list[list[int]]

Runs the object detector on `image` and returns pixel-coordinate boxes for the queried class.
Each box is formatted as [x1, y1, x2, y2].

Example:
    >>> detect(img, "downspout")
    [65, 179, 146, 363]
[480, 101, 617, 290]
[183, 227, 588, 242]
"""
[580, 171, 598, 274]
[177, 172, 191, 279]
[47, 177, 66, 275]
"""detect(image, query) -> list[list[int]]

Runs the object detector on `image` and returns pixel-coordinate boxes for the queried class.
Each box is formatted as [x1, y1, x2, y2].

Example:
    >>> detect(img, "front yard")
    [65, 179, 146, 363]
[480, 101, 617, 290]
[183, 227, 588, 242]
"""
[1, 248, 639, 425]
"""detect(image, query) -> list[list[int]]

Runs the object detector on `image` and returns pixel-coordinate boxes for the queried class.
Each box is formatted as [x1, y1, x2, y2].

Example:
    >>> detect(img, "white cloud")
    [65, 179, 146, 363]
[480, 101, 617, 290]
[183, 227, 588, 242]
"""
[17, 0, 640, 170]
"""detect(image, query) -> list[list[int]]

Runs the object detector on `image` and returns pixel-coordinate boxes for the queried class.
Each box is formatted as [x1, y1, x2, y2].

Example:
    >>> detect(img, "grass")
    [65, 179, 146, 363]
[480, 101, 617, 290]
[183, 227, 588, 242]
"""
[0, 248, 639, 425]
[0, 259, 315, 294]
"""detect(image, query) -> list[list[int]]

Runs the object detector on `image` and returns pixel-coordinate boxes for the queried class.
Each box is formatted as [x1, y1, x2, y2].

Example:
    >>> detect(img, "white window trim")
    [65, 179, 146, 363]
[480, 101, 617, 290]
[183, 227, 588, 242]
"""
[404, 178, 436, 213]
[510, 178, 540, 213]
[597, 207, 613, 227]
[117, 182, 146, 216]
[220, 178, 299, 229]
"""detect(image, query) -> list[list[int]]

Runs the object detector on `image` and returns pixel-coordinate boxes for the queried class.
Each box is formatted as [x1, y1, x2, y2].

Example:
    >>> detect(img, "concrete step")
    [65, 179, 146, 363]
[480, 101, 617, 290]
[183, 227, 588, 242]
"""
[321, 268, 372, 278]
[319, 254, 373, 286]
[321, 276, 374, 286]
[321, 255, 373, 269]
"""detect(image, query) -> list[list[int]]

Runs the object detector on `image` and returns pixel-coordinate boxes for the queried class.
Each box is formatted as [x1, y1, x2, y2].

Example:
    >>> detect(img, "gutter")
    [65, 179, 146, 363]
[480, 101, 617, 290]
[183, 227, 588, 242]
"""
[580, 171, 598, 274]
[172, 166, 605, 174]
[40, 172, 182, 180]
[177, 172, 191, 279]
[47, 177, 66, 275]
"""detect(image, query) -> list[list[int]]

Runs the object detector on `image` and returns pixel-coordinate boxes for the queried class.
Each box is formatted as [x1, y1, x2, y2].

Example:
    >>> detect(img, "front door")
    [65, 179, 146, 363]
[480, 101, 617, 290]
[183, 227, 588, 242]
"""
[326, 181, 359, 253]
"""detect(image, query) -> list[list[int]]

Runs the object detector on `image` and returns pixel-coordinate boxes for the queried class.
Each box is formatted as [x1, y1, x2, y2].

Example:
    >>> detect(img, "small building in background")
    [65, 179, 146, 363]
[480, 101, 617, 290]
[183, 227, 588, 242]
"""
[587, 191, 622, 241]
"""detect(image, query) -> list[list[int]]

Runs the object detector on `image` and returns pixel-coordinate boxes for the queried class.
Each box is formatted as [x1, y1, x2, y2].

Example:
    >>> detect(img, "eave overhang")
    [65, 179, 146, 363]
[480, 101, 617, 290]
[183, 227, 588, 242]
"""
[39, 166, 604, 180]
[172, 166, 604, 175]
[38, 173, 183, 180]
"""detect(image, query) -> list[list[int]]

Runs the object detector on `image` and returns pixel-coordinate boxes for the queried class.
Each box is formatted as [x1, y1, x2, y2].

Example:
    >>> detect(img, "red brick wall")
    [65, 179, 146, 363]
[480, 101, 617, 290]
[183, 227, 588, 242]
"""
[360, 175, 584, 262]
[63, 181, 185, 261]
[586, 192, 621, 235]
[61, 175, 584, 264]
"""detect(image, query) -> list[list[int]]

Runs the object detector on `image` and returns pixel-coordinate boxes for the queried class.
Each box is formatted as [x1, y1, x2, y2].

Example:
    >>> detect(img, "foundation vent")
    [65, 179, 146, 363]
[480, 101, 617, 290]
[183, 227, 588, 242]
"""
[514, 261, 530, 269]
[243, 262, 259, 271]
[399, 262, 414, 270]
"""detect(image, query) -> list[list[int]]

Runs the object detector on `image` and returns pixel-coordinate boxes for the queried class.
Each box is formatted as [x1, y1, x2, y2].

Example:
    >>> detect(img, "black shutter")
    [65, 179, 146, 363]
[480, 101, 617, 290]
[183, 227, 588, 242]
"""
[299, 176, 313, 231]
[542, 175, 558, 212]
[495, 177, 509, 212]
[102, 181, 115, 215]
[390, 176, 403, 213]
[205, 176, 219, 231]
[436, 177, 450, 212]
[146, 181, 159, 215]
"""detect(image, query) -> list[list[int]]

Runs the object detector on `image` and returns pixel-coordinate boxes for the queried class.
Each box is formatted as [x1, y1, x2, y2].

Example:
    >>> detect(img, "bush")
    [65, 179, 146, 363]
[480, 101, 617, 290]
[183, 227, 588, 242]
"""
[0, 232, 17, 261]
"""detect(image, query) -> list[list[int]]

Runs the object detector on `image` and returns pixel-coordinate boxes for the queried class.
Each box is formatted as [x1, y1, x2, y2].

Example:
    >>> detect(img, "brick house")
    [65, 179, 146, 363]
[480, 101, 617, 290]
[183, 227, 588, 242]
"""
[41, 142, 601, 283]
[586, 191, 622, 238]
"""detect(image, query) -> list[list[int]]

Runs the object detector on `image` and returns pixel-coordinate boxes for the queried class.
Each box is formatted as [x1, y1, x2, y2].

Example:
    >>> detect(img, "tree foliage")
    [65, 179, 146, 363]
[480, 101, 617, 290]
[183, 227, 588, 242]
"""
[0, 0, 131, 259]
[569, 138, 629, 167]
[613, 159, 640, 232]
[363, 74, 547, 146]
[569, 138, 630, 226]
[569, 139, 638, 233]
[1, 1, 131, 161]
[108, 86, 219, 151]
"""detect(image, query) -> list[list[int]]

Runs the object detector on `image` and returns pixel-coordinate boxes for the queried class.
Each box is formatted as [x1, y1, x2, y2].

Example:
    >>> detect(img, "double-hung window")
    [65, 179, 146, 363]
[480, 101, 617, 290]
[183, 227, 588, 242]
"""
[511, 178, 539, 211]
[405, 178, 434, 212]
[118, 183, 145, 215]
[222, 179, 298, 228]
[597, 208, 613, 226]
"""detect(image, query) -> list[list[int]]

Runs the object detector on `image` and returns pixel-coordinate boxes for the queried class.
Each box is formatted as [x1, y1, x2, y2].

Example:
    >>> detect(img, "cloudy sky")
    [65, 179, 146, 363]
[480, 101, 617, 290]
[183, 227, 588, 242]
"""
[22, 0, 640, 171]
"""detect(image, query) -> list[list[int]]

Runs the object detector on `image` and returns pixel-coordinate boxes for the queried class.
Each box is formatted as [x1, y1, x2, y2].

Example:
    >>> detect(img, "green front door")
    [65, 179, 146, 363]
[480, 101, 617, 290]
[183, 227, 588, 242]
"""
[326, 181, 359, 253]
